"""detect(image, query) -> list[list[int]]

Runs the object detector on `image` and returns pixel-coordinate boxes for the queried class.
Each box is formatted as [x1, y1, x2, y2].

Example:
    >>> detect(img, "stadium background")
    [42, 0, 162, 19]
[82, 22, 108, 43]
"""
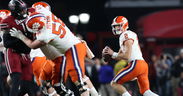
[0, 0, 183, 96]
[1, 0, 183, 57]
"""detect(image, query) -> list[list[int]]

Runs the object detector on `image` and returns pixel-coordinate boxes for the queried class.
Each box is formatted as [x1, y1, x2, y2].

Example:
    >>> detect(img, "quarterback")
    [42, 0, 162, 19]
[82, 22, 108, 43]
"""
[102, 16, 159, 96]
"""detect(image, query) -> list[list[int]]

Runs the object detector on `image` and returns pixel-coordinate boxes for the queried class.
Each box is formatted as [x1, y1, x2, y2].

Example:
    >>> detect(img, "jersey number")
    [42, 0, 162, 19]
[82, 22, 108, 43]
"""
[52, 15, 66, 38]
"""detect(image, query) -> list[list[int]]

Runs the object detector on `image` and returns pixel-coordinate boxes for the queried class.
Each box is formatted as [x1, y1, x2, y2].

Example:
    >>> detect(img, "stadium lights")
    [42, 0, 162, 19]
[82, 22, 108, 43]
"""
[69, 13, 90, 24]
[69, 15, 79, 24]
[79, 13, 90, 24]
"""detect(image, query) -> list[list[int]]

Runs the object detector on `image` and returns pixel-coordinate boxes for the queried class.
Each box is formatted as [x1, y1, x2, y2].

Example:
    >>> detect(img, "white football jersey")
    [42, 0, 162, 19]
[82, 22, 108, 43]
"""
[33, 7, 81, 54]
[30, 48, 45, 59]
[119, 30, 144, 61]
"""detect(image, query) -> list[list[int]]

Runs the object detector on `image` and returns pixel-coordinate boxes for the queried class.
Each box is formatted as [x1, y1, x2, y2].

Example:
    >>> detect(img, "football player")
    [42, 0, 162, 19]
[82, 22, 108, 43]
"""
[9, 6, 96, 96]
[0, 9, 11, 96]
[30, 2, 75, 96]
[31, 48, 75, 96]
[102, 16, 159, 96]
[22, 2, 98, 96]
[1, 0, 34, 96]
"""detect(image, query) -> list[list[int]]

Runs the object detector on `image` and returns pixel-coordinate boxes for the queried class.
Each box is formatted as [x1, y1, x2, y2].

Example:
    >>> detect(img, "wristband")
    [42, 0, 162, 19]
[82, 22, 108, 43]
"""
[112, 52, 118, 59]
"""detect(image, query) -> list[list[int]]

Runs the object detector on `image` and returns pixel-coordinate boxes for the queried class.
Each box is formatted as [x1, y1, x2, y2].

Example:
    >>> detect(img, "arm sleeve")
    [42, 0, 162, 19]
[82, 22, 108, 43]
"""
[3, 32, 21, 48]
[124, 32, 135, 41]
[121, 32, 135, 45]
[36, 30, 55, 43]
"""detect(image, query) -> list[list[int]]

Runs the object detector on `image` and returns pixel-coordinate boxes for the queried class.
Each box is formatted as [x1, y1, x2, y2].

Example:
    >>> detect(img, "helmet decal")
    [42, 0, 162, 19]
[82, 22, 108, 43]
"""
[26, 13, 46, 33]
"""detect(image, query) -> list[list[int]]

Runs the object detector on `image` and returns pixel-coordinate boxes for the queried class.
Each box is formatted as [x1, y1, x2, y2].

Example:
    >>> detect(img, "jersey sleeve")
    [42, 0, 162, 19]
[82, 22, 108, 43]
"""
[36, 29, 56, 43]
[120, 31, 136, 46]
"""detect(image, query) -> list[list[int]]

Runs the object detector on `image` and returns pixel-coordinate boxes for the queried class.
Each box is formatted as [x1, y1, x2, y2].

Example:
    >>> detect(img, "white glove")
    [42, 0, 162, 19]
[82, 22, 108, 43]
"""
[10, 27, 26, 40]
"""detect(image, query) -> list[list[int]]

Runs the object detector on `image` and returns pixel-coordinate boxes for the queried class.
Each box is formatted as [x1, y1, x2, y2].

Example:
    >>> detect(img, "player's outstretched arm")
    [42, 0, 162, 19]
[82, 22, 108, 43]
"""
[9, 27, 46, 49]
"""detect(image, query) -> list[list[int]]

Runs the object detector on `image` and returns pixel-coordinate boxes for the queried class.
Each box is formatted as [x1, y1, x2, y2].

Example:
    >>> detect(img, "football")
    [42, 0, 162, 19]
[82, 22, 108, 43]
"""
[102, 54, 112, 62]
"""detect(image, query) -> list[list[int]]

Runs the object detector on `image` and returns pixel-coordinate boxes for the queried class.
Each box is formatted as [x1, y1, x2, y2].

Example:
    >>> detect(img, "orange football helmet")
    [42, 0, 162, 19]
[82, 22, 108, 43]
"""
[0, 10, 11, 22]
[111, 16, 129, 35]
[26, 13, 47, 33]
[32, 1, 51, 11]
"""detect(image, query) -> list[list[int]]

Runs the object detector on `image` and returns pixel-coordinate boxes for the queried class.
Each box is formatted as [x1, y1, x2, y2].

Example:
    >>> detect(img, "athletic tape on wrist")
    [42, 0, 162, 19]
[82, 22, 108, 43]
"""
[112, 52, 118, 59]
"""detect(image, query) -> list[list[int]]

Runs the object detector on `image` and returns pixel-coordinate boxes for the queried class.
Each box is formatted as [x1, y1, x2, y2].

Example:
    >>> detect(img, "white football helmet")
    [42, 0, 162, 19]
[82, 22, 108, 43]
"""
[32, 1, 51, 11]
[0, 9, 11, 22]
[111, 16, 129, 35]
[26, 13, 47, 33]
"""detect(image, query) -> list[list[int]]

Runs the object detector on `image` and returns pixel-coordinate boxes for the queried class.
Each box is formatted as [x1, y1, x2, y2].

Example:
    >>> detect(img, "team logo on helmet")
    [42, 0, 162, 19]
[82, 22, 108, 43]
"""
[26, 13, 46, 33]
[32, 22, 40, 31]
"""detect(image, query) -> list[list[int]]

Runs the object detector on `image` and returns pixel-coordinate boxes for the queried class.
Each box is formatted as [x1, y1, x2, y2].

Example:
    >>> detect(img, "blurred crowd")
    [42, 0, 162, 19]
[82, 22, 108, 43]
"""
[148, 49, 183, 96]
